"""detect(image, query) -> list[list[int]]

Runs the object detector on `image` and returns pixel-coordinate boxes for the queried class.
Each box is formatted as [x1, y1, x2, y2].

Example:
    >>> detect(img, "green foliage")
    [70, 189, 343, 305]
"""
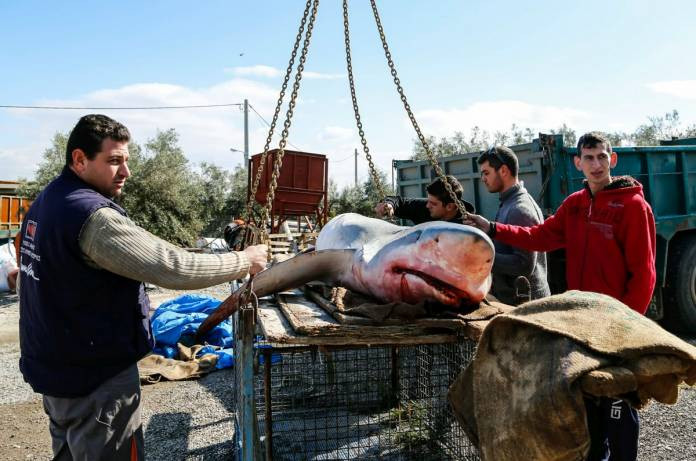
[409, 124, 540, 161]
[631, 110, 682, 146]
[20, 127, 254, 246]
[409, 110, 696, 158]
[21, 108, 696, 244]
[411, 129, 492, 161]
[549, 123, 577, 148]
[591, 111, 696, 147]
[329, 169, 393, 217]
[197, 162, 233, 236]
[17, 132, 68, 199]
[120, 129, 204, 246]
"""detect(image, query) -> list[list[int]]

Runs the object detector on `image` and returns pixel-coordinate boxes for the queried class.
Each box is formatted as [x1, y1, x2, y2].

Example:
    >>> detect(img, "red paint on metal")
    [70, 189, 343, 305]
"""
[248, 149, 328, 231]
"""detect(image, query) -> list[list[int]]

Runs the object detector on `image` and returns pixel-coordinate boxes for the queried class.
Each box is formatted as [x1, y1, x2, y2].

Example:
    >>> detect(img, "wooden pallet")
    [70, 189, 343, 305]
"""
[267, 232, 318, 254]
[257, 290, 510, 346]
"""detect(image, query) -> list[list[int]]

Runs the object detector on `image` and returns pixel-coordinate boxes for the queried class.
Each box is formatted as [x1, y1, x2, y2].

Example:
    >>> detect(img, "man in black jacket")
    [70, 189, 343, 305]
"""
[374, 175, 474, 224]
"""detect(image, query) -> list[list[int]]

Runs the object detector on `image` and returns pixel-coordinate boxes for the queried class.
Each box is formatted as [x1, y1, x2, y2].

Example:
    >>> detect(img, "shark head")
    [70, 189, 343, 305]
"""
[357, 221, 494, 307]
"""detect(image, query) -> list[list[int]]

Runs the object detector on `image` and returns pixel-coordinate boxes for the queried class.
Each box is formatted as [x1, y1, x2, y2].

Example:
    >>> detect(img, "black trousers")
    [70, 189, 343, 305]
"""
[585, 397, 639, 461]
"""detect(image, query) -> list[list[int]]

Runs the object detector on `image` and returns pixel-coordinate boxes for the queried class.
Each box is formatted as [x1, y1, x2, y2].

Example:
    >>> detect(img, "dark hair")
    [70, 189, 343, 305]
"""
[477, 146, 519, 177]
[576, 132, 612, 157]
[426, 175, 463, 205]
[65, 114, 130, 166]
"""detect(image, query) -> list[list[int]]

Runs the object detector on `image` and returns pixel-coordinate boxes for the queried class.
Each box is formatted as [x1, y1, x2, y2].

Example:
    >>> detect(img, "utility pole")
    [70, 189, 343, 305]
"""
[243, 99, 249, 168]
[354, 148, 358, 186]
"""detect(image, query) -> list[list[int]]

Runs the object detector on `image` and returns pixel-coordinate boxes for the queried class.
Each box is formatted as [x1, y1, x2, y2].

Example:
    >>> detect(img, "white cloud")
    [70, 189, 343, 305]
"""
[226, 65, 282, 78]
[225, 66, 343, 81]
[1, 85, 596, 193]
[415, 100, 591, 137]
[303, 71, 344, 80]
[317, 126, 353, 142]
[0, 78, 282, 180]
[646, 80, 696, 100]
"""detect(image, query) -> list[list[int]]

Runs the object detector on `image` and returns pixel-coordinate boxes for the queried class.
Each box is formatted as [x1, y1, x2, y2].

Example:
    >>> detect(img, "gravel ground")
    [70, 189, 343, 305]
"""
[0, 286, 695, 460]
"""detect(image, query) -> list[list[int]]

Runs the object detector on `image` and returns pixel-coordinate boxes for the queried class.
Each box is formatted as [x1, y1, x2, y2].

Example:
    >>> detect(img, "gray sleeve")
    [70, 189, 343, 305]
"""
[492, 204, 541, 276]
[79, 207, 251, 289]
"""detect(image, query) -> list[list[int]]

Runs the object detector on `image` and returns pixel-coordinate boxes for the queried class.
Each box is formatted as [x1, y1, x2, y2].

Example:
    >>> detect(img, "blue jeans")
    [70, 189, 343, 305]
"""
[585, 396, 639, 461]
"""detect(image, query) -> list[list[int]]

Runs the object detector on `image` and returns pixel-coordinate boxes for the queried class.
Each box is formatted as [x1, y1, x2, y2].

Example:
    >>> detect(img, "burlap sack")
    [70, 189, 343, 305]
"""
[448, 290, 696, 461]
[137, 344, 219, 383]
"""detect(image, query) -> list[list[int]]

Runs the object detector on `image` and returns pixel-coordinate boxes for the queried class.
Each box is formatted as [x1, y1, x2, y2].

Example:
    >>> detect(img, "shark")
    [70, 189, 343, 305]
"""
[196, 213, 494, 338]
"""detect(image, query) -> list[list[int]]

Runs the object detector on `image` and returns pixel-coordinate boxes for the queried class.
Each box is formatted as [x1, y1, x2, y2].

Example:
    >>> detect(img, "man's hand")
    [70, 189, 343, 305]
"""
[243, 244, 268, 275]
[375, 201, 394, 218]
[462, 214, 491, 233]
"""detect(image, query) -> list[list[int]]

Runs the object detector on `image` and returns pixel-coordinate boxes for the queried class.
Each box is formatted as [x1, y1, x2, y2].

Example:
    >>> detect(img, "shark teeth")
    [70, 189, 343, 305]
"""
[393, 267, 468, 305]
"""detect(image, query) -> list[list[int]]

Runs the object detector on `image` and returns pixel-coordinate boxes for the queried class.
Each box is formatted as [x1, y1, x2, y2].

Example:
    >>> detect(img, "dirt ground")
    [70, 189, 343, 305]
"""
[0, 289, 239, 461]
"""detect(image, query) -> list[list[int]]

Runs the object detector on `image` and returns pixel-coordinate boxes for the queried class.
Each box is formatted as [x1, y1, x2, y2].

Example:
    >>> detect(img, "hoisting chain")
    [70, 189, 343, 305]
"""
[342, 0, 386, 201]
[369, 0, 470, 219]
[263, 0, 320, 246]
[239, 275, 259, 319]
[244, 0, 314, 224]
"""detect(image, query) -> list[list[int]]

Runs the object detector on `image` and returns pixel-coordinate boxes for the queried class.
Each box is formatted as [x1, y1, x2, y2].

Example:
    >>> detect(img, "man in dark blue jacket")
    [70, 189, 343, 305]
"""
[19, 114, 267, 460]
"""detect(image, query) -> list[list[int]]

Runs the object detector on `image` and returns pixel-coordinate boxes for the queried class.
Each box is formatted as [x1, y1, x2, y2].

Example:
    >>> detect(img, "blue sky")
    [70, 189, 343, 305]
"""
[2, 0, 696, 188]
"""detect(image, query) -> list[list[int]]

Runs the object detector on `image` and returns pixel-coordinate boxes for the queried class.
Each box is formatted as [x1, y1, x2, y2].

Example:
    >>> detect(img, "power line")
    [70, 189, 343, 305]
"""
[0, 103, 244, 110]
[248, 103, 301, 151]
[332, 152, 356, 163]
[248, 103, 273, 128]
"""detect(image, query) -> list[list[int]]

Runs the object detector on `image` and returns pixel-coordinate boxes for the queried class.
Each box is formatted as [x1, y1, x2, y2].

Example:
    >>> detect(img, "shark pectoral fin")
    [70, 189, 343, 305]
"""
[196, 289, 242, 341]
[252, 249, 356, 296]
[196, 249, 356, 340]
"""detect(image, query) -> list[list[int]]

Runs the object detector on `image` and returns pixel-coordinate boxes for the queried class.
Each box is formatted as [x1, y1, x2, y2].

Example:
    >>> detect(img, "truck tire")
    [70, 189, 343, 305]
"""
[662, 235, 696, 333]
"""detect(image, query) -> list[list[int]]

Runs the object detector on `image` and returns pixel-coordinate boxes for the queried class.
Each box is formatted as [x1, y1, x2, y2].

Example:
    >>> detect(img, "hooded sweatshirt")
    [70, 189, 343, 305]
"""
[493, 177, 656, 314]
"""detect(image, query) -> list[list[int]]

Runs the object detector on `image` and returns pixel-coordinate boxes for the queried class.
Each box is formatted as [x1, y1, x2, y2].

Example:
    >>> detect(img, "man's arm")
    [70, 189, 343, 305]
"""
[495, 196, 572, 252]
[493, 207, 540, 276]
[465, 202, 568, 252]
[79, 207, 267, 289]
[381, 196, 431, 224]
[617, 199, 656, 314]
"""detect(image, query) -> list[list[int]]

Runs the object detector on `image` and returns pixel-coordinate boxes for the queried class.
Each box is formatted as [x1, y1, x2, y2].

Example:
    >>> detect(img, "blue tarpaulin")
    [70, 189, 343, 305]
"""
[151, 294, 235, 369]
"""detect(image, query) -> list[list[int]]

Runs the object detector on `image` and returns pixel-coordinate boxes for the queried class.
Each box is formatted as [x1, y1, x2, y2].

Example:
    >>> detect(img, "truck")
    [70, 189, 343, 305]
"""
[1, 181, 31, 240]
[393, 134, 696, 332]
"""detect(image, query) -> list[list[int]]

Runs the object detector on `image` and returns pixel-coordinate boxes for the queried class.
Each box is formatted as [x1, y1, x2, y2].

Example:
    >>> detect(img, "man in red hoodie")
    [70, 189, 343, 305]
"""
[464, 132, 656, 461]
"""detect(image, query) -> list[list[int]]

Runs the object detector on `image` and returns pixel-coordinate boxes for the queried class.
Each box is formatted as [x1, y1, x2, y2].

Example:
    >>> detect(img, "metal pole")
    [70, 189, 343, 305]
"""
[354, 148, 358, 186]
[244, 99, 250, 168]
[264, 349, 274, 460]
[238, 307, 258, 461]
[391, 160, 395, 193]
[390, 347, 400, 407]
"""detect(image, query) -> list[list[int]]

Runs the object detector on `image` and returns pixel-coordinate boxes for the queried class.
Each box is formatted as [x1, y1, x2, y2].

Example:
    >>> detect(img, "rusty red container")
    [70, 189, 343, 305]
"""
[248, 149, 328, 228]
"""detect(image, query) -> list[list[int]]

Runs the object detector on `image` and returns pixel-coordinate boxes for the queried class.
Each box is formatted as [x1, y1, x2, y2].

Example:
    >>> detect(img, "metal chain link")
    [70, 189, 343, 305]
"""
[244, 0, 313, 223]
[369, 0, 469, 219]
[342, 0, 386, 201]
[263, 0, 320, 242]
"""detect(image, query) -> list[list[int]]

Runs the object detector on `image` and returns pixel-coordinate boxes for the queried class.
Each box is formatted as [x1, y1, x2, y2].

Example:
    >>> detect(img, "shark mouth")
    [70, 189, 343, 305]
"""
[393, 267, 470, 305]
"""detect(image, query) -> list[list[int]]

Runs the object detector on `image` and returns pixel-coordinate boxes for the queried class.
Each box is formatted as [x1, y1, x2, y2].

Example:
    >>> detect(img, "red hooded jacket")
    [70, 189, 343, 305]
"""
[494, 177, 656, 314]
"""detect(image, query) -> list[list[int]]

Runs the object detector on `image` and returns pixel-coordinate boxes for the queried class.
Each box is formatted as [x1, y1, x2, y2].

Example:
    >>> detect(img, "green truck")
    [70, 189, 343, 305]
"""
[394, 134, 696, 332]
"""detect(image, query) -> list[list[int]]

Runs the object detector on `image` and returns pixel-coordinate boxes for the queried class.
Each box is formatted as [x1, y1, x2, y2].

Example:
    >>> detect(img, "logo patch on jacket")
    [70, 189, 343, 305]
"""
[25, 220, 38, 241]
[590, 221, 614, 239]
